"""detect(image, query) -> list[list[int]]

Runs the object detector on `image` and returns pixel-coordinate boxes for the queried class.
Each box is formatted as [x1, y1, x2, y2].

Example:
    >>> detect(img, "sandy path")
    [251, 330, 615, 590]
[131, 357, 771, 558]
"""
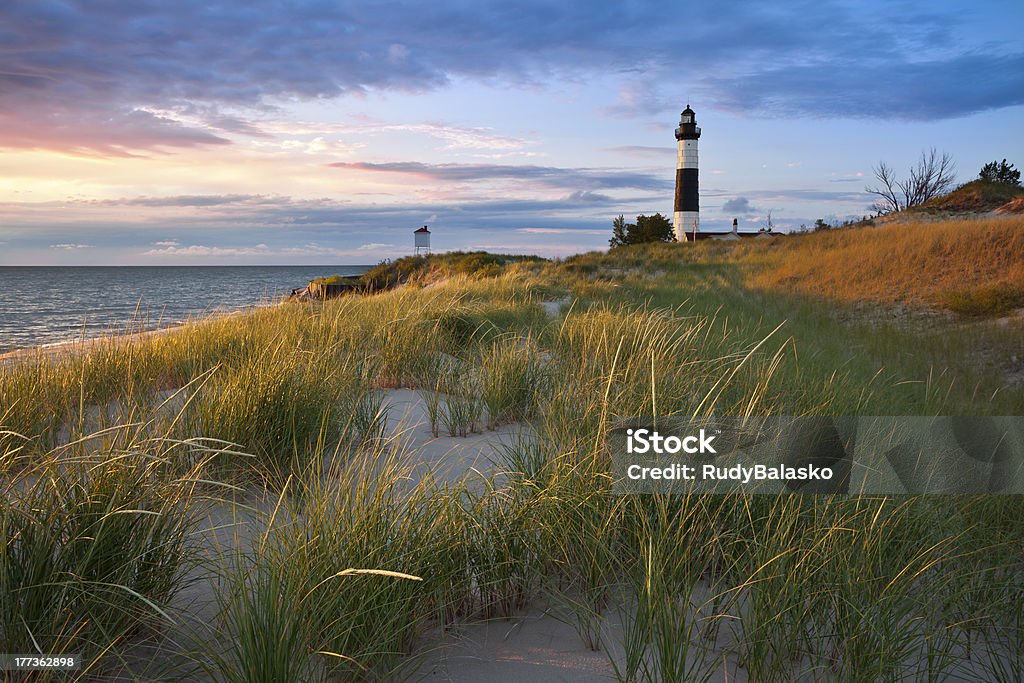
[416, 608, 617, 682]
[380, 388, 528, 487]
[142, 387, 544, 680]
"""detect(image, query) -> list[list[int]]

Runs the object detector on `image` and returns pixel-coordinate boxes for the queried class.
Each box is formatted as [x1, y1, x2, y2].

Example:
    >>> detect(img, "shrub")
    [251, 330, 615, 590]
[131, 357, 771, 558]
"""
[940, 284, 1024, 317]
[979, 159, 1021, 186]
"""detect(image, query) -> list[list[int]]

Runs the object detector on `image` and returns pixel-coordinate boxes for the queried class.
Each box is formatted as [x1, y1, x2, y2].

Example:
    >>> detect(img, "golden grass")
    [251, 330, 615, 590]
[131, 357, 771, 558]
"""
[746, 215, 1024, 313]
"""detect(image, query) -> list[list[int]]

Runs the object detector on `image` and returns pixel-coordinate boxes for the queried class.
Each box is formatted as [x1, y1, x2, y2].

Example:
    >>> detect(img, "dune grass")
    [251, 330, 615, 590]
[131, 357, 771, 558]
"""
[1, 247, 1022, 679]
[743, 214, 1024, 313]
[1, 433, 211, 679]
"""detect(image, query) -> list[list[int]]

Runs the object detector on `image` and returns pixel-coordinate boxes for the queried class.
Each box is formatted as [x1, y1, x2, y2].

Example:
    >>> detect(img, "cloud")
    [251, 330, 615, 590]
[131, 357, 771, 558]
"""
[5, 182, 867, 255]
[4, 189, 629, 261]
[50, 242, 92, 250]
[565, 190, 614, 203]
[143, 243, 270, 256]
[827, 172, 866, 183]
[711, 52, 1024, 121]
[742, 189, 869, 203]
[606, 146, 676, 158]
[256, 120, 527, 153]
[601, 78, 676, 119]
[2, 1, 1019, 153]
[99, 194, 264, 207]
[381, 123, 527, 152]
[131, 240, 406, 260]
[517, 227, 607, 235]
[0, 107, 230, 156]
[0, 188, 669, 254]
[330, 161, 669, 192]
[722, 197, 758, 214]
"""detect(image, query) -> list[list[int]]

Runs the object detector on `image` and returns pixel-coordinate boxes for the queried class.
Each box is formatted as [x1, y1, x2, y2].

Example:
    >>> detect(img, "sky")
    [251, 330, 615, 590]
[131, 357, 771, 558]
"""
[1, 0, 1022, 265]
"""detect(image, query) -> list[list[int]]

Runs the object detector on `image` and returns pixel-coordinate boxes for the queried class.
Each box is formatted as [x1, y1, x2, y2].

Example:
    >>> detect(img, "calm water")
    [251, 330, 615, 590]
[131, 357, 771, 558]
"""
[0, 266, 369, 353]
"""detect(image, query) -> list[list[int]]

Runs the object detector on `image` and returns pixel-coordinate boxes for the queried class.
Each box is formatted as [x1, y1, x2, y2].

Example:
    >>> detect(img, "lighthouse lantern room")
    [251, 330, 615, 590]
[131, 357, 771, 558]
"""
[673, 105, 701, 241]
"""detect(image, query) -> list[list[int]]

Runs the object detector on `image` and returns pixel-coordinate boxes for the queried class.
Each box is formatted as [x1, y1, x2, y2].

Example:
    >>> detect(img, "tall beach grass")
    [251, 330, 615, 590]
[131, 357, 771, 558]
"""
[0, 248, 1021, 680]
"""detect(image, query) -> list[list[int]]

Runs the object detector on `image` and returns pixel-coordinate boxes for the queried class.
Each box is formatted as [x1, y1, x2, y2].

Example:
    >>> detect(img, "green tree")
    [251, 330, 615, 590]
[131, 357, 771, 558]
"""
[635, 213, 674, 243]
[978, 159, 1021, 186]
[608, 212, 674, 247]
[609, 214, 631, 248]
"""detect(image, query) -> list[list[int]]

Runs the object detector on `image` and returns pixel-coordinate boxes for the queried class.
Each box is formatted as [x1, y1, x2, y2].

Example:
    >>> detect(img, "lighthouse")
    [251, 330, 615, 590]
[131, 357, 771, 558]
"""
[673, 105, 701, 241]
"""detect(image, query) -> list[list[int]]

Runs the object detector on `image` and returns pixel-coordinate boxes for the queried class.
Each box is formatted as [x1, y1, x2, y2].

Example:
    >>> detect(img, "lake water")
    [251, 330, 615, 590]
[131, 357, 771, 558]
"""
[0, 265, 369, 353]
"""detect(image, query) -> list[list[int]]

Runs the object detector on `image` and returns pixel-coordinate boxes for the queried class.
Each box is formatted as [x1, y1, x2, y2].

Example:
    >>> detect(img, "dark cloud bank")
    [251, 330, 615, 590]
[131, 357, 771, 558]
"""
[328, 161, 671, 193]
[1, 1, 1021, 154]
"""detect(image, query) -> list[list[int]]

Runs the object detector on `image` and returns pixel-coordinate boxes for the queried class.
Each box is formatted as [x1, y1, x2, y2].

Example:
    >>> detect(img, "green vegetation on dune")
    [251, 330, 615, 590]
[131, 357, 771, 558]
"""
[359, 251, 546, 291]
[309, 273, 362, 287]
[916, 178, 1024, 214]
[564, 240, 1022, 415]
[2, 238, 1023, 679]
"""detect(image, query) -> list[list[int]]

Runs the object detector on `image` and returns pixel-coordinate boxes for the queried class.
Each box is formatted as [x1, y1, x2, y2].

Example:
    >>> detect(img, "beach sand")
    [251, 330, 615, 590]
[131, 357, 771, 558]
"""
[156, 387, 624, 682]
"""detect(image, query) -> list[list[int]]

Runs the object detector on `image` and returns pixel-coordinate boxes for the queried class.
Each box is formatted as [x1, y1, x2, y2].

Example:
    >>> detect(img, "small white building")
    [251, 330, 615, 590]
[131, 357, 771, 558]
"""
[414, 225, 431, 255]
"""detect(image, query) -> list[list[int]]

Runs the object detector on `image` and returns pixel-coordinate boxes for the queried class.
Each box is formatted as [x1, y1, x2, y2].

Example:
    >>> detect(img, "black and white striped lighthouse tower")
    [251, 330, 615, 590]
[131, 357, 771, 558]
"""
[673, 105, 701, 241]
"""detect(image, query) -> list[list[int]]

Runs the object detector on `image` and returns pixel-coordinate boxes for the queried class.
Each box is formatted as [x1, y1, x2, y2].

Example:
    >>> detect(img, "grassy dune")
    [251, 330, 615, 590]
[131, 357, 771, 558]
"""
[2, 239, 1022, 680]
[745, 215, 1024, 315]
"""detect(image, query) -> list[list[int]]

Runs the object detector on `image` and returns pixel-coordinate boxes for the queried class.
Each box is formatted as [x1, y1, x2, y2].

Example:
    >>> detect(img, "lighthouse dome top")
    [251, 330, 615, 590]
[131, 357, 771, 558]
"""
[675, 104, 701, 140]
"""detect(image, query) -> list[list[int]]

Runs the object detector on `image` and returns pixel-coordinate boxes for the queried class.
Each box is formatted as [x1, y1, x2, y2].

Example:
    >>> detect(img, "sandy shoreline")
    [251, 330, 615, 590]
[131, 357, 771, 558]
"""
[0, 328, 171, 366]
[0, 305, 271, 367]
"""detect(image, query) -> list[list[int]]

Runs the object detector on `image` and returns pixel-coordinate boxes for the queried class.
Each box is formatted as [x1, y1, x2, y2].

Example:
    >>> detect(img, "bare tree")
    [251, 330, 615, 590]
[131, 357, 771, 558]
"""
[868, 162, 901, 214]
[906, 148, 956, 205]
[866, 148, 956, 214]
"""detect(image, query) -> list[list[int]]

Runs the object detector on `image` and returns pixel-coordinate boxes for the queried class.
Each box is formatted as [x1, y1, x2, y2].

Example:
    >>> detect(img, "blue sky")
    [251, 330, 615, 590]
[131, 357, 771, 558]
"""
[1, 0, 1022, 264]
